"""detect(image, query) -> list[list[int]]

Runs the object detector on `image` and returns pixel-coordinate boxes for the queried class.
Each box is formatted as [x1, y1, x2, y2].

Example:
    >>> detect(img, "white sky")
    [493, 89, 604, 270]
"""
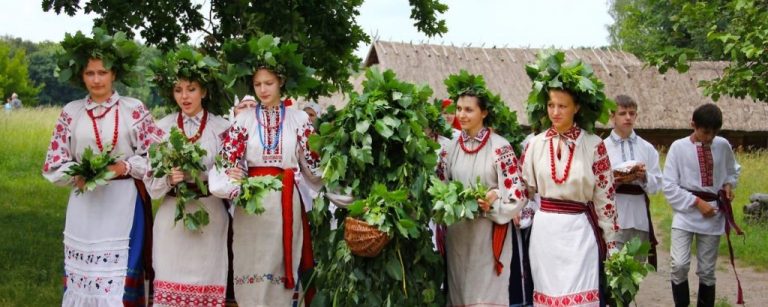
[0, 0, 614, 58]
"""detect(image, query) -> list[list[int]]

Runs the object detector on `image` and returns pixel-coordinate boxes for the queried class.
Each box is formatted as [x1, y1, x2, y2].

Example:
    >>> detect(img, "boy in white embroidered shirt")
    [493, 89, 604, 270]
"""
[663, 103, 740, 307]
[604, 95, 662, 267]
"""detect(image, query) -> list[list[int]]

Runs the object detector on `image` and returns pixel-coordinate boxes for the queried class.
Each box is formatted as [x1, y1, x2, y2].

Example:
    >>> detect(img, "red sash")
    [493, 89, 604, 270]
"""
[492, 223, 508, 275]
[540, 197, 607, 261]
[247, 167, 314, 299]
[688, 189, 744, 305]
[616, 184, 658, 268]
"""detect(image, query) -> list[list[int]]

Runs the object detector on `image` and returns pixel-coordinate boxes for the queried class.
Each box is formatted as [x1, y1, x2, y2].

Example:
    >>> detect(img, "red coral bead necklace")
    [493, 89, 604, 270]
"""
[459, 128, 490, 154]
[176, 109, 208, 143]
[549, 137, 574, 184]
[87, 99, 119, 153]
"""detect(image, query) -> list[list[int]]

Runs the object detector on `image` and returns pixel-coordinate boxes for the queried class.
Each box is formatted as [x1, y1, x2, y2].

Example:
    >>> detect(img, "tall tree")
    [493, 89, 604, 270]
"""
[42, 0, 449, 97]
[27, 42, 86, 105]
[608, 0, 768, 102]
[0, 41, 42, 106]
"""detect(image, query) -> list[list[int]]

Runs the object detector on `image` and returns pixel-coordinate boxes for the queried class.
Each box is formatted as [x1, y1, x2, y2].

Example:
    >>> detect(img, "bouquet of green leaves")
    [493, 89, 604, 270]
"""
[604, 237, 655, 306]
[64, 146, 117, 195]
[428, 176, 490, 226]
[347, 183, 420, 239]
[233, 175, 283, 215]
[148, 127, 209, 231]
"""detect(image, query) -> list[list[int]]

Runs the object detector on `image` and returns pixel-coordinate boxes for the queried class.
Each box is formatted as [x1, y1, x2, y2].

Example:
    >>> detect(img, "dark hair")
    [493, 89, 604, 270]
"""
[614, 94, 637, 110]
[458, 93, 491, 126]
[692, 103, 723, 130]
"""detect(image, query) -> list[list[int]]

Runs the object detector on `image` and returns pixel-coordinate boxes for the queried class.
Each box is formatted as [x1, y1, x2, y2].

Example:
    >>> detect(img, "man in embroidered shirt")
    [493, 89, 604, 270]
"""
[604, 95, 662, 266]
[663, 103, 740, 307]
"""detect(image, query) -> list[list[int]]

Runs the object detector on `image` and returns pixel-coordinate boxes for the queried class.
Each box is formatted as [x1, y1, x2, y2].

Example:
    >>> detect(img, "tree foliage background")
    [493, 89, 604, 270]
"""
[42, 0, 449, 97]
[608, 0, 768, 102]
[0, 39, 42, 106]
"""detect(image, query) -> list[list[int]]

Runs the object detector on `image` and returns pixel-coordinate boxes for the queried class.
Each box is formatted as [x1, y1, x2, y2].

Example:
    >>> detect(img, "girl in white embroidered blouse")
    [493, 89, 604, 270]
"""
[208, 66, 322, 306]
[522, 88, 621, 306]
[42, 29, 163, 307]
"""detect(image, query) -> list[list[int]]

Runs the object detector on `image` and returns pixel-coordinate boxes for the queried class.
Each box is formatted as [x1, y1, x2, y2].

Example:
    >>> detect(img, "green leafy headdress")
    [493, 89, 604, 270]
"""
[221, 35, 319, 100]
[444, 70, 525, 152]
[525, 50, 616, 133]
[149, 46, 229, 115]
[57, 27, 142, 88]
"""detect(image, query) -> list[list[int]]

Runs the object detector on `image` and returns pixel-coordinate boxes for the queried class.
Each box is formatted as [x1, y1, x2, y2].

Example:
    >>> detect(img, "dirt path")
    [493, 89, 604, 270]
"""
[634, 239, 768, 306]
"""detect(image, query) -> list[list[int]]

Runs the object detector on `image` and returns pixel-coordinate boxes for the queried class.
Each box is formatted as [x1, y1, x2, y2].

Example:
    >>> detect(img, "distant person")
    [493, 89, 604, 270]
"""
[302, 101, 322, 128]
[604, 95, 662, 267]
[4, 98, 11, 112]
[10, 93, 22, 108]
[663, 103, 742, 307]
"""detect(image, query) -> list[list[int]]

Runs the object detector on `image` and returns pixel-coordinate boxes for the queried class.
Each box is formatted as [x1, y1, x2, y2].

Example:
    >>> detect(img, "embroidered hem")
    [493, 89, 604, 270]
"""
[533, 290, 600, 306]
[153, 280, 226, 307]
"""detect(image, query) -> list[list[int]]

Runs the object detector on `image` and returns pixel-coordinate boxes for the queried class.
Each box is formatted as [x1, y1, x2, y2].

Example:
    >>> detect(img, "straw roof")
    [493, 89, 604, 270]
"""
[318, 41, 768, 132]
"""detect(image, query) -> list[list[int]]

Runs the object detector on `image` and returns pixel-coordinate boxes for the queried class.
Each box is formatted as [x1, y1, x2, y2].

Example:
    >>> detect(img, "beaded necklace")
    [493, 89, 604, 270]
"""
[459, 128, 491, 154]
[176, 110, 208, 143]
[256, 102, 285, 151]
[549, 137, 575, 184]
[87, 99, 119, 153]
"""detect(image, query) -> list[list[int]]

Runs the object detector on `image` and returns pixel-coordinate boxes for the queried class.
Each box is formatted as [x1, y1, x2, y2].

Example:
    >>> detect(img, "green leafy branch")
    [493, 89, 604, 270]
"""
[233, 175, 283, 215]
[347, 183, 420, 240]
[64, 146, 117, 195]
[428, 176, 489, 226]
[604, 237, 655, 307]
[148, 127, 209, 231]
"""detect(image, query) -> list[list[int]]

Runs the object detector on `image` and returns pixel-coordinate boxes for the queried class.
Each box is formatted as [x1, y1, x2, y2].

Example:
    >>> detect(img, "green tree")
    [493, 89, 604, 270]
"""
[0, 41, 42, 106]
[42, 0, 448, 97]
[608, 0, 768, 102]
[27, 42, 86, 105]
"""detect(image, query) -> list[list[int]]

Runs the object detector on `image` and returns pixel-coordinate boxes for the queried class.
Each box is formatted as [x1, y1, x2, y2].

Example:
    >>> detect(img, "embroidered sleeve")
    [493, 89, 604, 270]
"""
[128, 104, 164, 179]
[487, 144, 527, 225]
[591, 141, 620, 252]
[208, 124, 248, 200]
[297, 120, 321, 179]
[42, 110, 77, 186]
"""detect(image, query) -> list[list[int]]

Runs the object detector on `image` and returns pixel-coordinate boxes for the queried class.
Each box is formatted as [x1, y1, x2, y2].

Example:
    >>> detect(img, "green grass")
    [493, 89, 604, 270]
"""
[649, 150, 768, 271]
[0, 108, 69, 306]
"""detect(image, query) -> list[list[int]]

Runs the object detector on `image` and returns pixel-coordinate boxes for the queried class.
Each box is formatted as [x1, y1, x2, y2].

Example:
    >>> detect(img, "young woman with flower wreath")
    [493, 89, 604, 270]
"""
[42, 27, 164, 306]
[143, 46, 233, 306]
[208, 35, 322, 306]
[436, 71, 527, 306]
[520, 51, 620, 307]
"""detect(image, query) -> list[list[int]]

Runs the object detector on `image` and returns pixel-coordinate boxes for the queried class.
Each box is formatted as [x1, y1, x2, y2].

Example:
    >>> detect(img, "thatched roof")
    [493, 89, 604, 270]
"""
[318, 41, 768, 132]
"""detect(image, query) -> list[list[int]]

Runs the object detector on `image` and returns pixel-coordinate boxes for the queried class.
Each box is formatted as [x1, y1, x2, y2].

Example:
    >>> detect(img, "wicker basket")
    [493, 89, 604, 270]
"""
[343, 217, 391, 257]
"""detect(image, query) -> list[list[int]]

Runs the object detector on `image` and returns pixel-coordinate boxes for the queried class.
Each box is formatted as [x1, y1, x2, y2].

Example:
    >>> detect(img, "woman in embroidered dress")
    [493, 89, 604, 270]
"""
[144, 48, 231, 306]
[521, 88, 620, 307]
[209, 66, 321, 305]
[42, 28, 162, 307]
[437, 91, 527, 306]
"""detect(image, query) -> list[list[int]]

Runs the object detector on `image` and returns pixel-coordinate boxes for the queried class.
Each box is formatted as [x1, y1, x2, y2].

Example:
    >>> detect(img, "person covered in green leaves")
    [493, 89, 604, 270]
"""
[208, 35, 322, 306]
[437, 71, 527, 306]
[520, 50, 620, 306]
[143, 46, 233, 306]
[42, 27, 163, 306]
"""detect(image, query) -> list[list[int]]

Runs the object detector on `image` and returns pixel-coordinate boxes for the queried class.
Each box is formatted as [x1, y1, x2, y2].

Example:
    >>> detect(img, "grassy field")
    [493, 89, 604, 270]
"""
[0, 107, 766, 306]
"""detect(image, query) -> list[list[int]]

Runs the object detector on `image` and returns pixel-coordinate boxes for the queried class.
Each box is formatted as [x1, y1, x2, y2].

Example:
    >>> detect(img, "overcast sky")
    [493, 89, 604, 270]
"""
[0, 0, 615, 58]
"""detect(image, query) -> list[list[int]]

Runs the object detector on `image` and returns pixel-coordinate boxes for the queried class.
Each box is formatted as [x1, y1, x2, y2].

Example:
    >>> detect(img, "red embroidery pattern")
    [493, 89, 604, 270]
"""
[545, 126, 581, 140]
[43, 111, 73, 173]
[533, 289, 600, 306]
[65, 270, 124, 295]
[298, 119, 320, 176]
[697, 145, 714, 187]
[132, 104, 164, 152]
[259, 106, 282, 163]
[459, 128, 491, 154]
[592, 141, 620, 234]
[153, 280, 226, 307]
[220, 125, 248, 166]
[495, 144, 526, 204]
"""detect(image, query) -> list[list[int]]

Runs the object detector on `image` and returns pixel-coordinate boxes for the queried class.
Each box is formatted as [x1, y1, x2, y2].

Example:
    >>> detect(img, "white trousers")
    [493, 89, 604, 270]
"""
[670, 228, 721, 286]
